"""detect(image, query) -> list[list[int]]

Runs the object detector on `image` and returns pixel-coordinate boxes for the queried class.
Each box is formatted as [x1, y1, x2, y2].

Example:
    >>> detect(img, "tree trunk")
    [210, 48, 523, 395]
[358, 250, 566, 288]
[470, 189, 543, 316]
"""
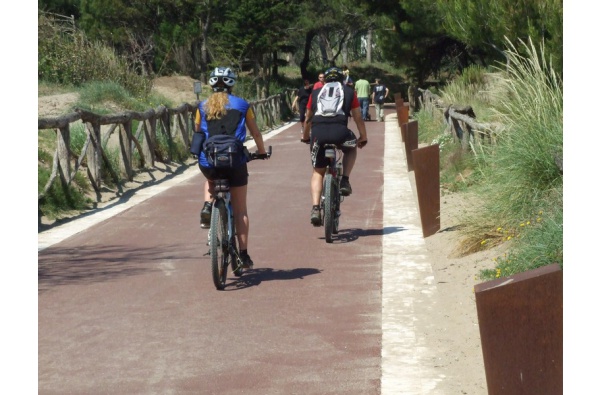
[300, 30, 316, 80]
[200, 13, 211, 84]
[366, 28, 373, 63]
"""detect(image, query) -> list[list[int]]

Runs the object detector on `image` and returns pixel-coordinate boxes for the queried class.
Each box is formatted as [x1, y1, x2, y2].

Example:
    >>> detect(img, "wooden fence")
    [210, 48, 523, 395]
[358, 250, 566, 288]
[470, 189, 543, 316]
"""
[38, 89, 296, 204]
[417, 88, 503, 149]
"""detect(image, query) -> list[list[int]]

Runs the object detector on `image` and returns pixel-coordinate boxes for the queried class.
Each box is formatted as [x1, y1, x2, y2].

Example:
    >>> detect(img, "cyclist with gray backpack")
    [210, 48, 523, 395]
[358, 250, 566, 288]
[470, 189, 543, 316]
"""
[192, 66, 269, 268]
[301, 66, 368, 226]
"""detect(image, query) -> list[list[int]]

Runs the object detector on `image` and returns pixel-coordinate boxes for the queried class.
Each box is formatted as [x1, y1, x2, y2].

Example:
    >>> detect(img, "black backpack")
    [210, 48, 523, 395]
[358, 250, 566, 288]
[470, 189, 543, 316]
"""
[200, 109, 249, 168]
[203, 134, 249, 168]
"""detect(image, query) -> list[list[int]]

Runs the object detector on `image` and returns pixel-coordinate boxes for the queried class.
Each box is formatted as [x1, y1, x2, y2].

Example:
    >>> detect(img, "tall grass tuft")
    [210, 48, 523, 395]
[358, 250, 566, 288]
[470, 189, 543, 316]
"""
[472, 38, 563, 278]
[479, 38, 563, 223]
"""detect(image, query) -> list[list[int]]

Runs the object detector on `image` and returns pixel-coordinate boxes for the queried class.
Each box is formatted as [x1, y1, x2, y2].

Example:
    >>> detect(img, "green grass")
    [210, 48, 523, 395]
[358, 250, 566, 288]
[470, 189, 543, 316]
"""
[414, 38, 562, 281]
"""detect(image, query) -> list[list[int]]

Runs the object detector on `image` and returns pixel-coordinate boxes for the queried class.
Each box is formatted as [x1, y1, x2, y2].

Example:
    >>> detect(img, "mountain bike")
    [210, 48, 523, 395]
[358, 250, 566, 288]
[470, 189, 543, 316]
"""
[320, 144, 344, 243]
[208, 147, 272, 290]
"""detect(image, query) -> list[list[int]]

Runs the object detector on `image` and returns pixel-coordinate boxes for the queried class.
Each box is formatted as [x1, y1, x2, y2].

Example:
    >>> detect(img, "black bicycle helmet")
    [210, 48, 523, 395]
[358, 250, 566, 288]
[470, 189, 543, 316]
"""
[323, 67, 343, 82]
[209, 67, 237, 92]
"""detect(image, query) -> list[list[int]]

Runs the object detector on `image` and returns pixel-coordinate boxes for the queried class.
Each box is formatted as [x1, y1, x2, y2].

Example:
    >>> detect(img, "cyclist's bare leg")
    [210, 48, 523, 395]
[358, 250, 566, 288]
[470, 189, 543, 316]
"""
[205, 180, 213, 202]
[230, 185, 249, 251]
[311, 167, 327, 206]
[341, 147, 357, 177]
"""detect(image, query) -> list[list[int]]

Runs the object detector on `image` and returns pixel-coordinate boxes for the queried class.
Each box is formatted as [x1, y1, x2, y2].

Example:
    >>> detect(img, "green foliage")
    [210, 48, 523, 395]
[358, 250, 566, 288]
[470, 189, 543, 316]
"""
[38, 12, 153, 97]
[479, 208, 563, 281]
[69, 123, 87, 157]
[38, 167, 92, 219]
[413, 109, 478, 193]
[76, 81, 153, 113]
[416, 37, 562, 279]
[440, 65, 496, 121]
[435, 0, 563, 74]
[477, 38, 562, 224]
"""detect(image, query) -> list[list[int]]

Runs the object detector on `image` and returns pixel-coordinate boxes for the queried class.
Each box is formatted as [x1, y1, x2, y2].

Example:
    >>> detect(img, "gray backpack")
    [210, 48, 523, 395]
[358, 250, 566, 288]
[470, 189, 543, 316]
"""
[315, 82, 345, 117]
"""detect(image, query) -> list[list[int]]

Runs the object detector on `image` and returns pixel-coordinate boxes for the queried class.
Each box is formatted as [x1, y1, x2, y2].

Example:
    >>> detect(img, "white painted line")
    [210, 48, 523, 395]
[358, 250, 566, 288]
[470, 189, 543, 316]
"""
[381, 115, 443, 393]
[37, 121, 295, 251]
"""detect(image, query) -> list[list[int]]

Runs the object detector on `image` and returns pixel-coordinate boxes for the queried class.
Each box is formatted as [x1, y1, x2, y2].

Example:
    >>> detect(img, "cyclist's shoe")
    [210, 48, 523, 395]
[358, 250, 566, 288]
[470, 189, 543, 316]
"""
[340, 177, 352, 196]
[200, 201, 212, 229]
[311, 205, 321, 226]
[240, 251, 254, 269]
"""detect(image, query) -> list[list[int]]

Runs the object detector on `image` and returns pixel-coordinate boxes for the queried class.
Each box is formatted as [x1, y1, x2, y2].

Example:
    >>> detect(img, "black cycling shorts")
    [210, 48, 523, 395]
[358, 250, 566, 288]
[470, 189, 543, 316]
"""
[309, 124, 357, 168]
[199, 164, 249, 187]
[299, 103, 308, 122]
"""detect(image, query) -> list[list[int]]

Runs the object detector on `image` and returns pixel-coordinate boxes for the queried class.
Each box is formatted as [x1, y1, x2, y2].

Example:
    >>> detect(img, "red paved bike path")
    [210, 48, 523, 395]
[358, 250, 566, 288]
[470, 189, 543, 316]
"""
[38, 111, 394, 394]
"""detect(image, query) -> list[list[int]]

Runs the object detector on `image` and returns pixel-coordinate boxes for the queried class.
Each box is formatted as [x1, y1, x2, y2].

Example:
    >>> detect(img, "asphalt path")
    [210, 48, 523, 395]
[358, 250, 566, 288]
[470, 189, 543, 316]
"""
[38, 107, 440, 394]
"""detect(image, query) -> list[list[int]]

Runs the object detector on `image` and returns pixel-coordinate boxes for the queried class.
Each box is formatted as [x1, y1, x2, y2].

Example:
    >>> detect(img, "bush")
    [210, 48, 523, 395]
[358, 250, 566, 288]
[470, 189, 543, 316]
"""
[38, 12, 152, 98]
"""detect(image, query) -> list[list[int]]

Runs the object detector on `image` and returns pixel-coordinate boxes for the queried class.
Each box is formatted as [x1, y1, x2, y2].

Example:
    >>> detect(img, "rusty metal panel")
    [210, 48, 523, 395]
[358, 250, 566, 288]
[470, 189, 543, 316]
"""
[400, 122, 407, 142]
[394, 94, 404, 130]
[400, 103, 410, 126]
[404, 120, 418, 171]
[475, 264, 563, 395]
[412, 144, 440, 237]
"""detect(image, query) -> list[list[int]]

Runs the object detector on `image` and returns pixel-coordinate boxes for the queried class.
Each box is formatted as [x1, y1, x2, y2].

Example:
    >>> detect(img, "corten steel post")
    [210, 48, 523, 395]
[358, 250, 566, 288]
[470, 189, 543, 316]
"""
[404, 120, 419, 172]
[475, 264, 563, 395]
[394, 93, 404, 135]
[412, 144, 440, 237]
[400, 103, 410, 128]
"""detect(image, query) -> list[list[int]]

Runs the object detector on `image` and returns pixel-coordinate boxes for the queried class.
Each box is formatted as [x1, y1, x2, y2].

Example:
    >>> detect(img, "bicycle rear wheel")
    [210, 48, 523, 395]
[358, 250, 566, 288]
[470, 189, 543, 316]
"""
[332, 179, 340, 234]
[323, 173, 334, 243]
[210, 199, 229, 290]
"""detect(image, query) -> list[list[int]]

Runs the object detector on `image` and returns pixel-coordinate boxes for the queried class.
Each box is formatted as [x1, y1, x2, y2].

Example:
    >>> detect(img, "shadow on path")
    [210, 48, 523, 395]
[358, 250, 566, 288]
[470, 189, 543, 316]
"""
[318, 226, 407, 244]
[223, 267, 322, 290]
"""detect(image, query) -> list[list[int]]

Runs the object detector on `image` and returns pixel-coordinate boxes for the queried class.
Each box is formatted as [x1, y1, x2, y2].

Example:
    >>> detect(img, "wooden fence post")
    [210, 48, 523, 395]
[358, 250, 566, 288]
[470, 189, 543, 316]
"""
[119, 120, 134, 180]
[56, 125, 72, 185]
[85, 122, 102, 191]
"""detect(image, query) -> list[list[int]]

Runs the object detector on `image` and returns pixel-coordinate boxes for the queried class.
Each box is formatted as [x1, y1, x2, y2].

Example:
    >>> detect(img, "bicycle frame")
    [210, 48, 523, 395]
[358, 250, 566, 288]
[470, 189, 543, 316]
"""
[212, 181, 236, 254]
[321, 144, 343, 243]
[207, 146, 272, 290]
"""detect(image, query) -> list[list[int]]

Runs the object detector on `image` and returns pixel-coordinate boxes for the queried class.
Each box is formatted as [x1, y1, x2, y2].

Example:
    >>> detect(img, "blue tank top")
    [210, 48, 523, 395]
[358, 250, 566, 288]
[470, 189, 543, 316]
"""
[197, 94, 250, 168]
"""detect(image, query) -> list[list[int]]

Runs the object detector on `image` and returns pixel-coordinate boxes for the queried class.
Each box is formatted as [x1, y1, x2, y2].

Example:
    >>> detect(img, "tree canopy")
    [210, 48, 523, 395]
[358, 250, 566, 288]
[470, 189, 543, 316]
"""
[39, 0, 563, 95]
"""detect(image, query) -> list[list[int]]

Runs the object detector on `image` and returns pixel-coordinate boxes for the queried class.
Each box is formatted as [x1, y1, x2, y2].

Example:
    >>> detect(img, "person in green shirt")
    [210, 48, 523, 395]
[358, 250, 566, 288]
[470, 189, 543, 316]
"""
[354, 77, 371, 121]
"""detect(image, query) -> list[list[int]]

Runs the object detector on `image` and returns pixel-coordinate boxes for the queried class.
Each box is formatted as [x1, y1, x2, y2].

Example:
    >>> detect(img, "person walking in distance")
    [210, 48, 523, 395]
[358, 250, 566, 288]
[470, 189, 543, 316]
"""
[342, 65, 350, 84]
[195, 67, 269, 268]
[313, 72, 325, 90]
[291, 79, 313, 134]
[354, 76, 371, 121]
[371, 78, 389, 122]
[301, 66, 368, 226]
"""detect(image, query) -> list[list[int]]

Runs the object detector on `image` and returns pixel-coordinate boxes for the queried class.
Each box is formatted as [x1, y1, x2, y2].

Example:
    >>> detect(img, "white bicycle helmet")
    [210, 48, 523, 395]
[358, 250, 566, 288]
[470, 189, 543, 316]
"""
[209, 67, 236, 92]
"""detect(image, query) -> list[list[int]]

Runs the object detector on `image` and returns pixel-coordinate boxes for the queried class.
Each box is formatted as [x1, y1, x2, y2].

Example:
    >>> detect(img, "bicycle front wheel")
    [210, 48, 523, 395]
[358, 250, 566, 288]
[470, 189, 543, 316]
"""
[210, 199, 229, 290]
[332, 179, 340, 234]
[323, 173, 334, 243]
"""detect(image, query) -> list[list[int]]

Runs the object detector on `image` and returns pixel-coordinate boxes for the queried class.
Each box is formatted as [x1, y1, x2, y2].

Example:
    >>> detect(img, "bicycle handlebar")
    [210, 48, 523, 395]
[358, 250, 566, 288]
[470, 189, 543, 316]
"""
[250, 145, 272, 160]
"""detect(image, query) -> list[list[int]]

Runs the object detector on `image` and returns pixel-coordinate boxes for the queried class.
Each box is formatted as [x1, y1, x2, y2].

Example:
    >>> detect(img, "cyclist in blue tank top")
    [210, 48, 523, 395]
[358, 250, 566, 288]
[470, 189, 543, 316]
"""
[194, 67, 268, 268]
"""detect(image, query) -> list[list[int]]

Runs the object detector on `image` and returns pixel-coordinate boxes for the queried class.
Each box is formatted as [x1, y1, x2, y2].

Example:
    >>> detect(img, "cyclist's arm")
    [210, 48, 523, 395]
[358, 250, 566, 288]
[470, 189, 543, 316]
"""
[246, 106, 267, 155]
[303, 108, 313, 142]
[194, 108, 201, 132]
[302, 95, 314, 141]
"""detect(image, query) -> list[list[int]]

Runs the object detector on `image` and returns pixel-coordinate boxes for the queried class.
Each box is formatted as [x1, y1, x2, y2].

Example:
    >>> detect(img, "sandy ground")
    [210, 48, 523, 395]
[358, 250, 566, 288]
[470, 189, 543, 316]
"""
[38, 76, 501, 394]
